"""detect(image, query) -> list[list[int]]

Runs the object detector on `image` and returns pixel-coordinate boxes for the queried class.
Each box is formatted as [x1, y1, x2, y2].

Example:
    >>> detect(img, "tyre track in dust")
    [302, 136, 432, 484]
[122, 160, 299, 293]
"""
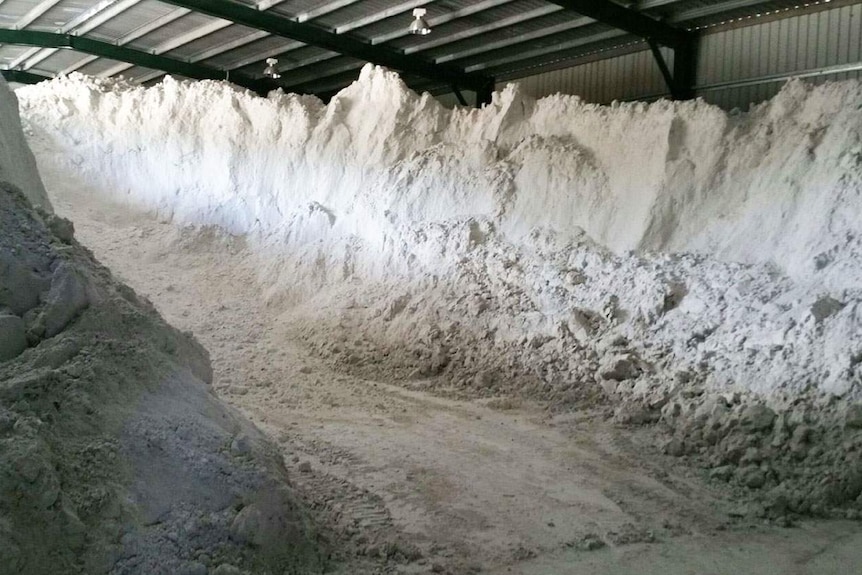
[48, 189, 862, 575]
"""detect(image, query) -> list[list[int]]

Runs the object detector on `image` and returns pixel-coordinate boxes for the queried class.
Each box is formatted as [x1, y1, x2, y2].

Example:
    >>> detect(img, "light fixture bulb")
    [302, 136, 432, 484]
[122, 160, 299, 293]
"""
[409, 7, 431, 35]
[263, 58, 281, 79]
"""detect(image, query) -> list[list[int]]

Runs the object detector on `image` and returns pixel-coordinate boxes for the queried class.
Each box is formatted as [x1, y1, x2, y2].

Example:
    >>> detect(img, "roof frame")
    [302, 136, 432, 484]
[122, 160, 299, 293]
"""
[164, 0, 519, 84]
[546, 0, 692, 49]
[275, 13, 597, 95]
[57, 0, 148, 75]
[99, 15, 233, 78]
[158, 0, 491, 91]
[21, 0, 145, 71]
[1, 69, 50, 84]
[0, 29, 278, 94]
[242, 1, 572, 91]
[547, 1, 697, 99]
[14, 0, 63, 30]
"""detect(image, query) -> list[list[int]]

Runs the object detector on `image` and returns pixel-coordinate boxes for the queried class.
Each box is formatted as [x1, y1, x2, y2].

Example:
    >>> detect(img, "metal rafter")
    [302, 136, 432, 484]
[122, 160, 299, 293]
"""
[5, 0, 66, 68]
[146, 0, 517, 86]
[59, 0, 147, 74]
[333, 0, 428, 34]
[547, 0, 697, 99]
[463, 29, 627, 74]
[63, 4, 234, 78]
[668, 0, 776, 23]
[546, 0, 692, 48]
[22, 0, 144, 71]
[296, 0, 360, 22]
[230, 0, 519, 78]
[100, 16, 234, 77]
[122, 0, 333, 80]
[276, 12, 595, 93]
[371, 0, 516, 45]
[132, 28, 272, 83]
[0, 29, 279, 94]
[143, 0, 444, 81]
[403, 5, 562, 54]
[158, 0, 491, 90]
[253, 1, 566, 90]
[14, 0, 63, 29]
[217, 0, 430, 71]
[435, 16, 594, 64]
[638, 0, 687, 9]
[1, 69, 50, 84]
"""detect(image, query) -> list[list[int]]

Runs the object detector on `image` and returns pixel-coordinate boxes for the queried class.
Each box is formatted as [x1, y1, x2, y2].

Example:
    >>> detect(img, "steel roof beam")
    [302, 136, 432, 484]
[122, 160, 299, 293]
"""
[638, 0, 686, 9]
[668, 0, 775, 23]
[333, 0, 427, 34]
[220, 39, 305, 70]
[435, 16, 594, 64]
[6, 47, 41, 69]
[60, 4, 215, 76]
[546, 0, 692, 48]
[5, 0, 66, 69]
[221, 0, 511, 74]
[371, 0, 516, 45]
[0, 29, 279, 94]
[214, 0, 427, 71]
[463, 28, 627, 73]
[297, 0, 362, 22]
[188, 30, 270, 63]
[256, 0, 555, 90]
[404, 4, 562, 54]
[22, 0, 145, 71]
[116, 7, 192, 45]
[159, 0, 490, 90]
[100, 17, 234, 77]
[131, 0, 359, 83]
[180, 0, 357, 70]
[547, 1, 696, 99]
[59, 0, 147, 74]
[118, 1, 306, 77]
[1, 69, 50, 84]
[275, 12, 594, 91]
[14, 0, 64, 29]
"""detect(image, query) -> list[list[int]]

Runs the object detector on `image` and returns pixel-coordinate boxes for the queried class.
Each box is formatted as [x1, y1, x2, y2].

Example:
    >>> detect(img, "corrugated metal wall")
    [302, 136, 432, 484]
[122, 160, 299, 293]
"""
[508, 47, 672, 104]
[486, 2, 862, 110]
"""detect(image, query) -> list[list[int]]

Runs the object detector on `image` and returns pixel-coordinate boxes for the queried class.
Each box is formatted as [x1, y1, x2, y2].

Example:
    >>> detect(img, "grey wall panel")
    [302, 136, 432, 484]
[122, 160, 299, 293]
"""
[487, 2, 862, 110]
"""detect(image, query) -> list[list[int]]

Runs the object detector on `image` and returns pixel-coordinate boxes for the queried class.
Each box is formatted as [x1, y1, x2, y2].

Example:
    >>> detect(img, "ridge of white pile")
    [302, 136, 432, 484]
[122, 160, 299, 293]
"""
[17, 66, 862, 398]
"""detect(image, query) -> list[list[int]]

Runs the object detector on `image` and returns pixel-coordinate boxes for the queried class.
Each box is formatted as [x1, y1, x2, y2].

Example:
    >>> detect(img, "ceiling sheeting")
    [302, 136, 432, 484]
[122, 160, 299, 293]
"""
[0, 0, 841, 98]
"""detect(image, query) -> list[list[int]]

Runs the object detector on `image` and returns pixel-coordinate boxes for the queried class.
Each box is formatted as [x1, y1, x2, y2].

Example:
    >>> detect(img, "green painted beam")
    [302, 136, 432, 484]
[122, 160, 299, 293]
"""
[548, 1, 696, 99]
[159, 0, 492, 92]
[0, 29, 281, 94]
[1, 69, 51, 85]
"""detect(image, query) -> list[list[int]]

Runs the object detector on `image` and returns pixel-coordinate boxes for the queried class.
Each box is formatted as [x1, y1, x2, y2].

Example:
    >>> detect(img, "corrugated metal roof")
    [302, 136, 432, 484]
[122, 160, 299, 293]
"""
[30, 45, 88, 73]
[0, 0, 846, 98]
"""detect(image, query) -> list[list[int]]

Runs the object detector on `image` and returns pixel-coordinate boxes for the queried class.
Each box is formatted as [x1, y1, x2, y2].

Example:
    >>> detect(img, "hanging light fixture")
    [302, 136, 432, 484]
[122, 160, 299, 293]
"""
[409, 7, 431, 35]
[263, 58, 281, 79]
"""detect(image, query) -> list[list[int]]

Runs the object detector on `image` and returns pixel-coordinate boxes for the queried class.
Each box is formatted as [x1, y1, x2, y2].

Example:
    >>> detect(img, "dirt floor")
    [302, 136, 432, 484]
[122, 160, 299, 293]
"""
[49, 181, 862, 575]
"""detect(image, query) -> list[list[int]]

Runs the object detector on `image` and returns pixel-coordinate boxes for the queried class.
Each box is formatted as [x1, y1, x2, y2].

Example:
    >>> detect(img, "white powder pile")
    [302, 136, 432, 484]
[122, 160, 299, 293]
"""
[0, 75, 323, 575]
[16, 66, 862, 400]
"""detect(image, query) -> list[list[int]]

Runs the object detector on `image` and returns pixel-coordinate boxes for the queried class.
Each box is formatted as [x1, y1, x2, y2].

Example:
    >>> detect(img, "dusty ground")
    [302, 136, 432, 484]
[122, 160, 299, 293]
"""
[48, 181, 862, 574]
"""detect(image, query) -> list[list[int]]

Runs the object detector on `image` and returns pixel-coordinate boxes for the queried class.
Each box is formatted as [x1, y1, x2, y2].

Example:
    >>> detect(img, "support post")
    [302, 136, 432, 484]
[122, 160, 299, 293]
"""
[452, 85, 468, 107]
[476, 78, 494, 108]
[672, 34, 697, 100]
[648, 35, 697, 100]
[647, 39, 674, 95]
